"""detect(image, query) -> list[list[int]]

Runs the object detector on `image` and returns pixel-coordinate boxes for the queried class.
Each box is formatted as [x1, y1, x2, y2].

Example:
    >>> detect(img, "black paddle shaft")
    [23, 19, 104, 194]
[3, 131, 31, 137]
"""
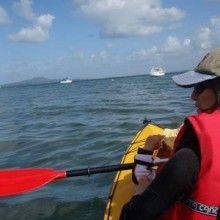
[66, 163, 134, 177]
[65, 158, 169, 177]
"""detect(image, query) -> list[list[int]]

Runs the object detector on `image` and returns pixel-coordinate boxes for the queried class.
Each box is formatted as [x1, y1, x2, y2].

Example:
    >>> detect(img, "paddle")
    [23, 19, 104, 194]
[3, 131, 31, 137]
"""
[0, 158, 168, 197]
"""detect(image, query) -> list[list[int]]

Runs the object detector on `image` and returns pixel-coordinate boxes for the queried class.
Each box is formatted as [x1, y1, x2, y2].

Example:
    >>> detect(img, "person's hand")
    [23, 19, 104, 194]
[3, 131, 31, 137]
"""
[143, 135, 165, 151]
[134, 177, 151, 195]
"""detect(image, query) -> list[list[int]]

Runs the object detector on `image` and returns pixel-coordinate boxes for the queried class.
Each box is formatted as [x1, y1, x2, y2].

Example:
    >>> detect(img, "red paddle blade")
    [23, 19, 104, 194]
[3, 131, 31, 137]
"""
[0, 168, 66, 197]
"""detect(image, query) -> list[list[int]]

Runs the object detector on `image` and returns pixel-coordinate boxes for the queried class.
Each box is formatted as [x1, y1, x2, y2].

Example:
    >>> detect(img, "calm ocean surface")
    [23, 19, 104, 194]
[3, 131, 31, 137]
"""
[0, 73, 195, 220]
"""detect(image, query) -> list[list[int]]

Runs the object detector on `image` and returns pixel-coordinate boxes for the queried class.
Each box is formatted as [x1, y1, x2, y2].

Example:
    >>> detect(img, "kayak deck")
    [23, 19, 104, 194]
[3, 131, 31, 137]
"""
[104, 123, 164, 220]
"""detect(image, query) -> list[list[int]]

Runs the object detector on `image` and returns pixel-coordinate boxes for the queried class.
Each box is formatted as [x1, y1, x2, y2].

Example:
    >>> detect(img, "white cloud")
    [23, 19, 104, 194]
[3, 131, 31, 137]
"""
[194, 27, 212, 50]
[160, 36, 194, 53]
[8, 25, 49, 42]
[36, 14, 54, 29]
[210, 16, 220, 43]
[90, 50, 109, 62]
[183, 39, 192, 47]
[8, 14, 54, 42]
[128, 45, 158, 61]
[73, 0, 185, 37]
[210, 16, 220, 27]
[0, 5, 11, 24]
[187, 16, 220, 50]
[128, 36, 194, 62]
[161, 36, 181, 52]
[9, 0, 54, 42]
[13, 0, 35, 20]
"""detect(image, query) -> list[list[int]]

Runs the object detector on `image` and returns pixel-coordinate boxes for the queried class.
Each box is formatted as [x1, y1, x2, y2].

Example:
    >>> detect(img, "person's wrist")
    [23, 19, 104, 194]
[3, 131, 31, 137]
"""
[137, 148, 153, 155]
[143, 144, 155, 151]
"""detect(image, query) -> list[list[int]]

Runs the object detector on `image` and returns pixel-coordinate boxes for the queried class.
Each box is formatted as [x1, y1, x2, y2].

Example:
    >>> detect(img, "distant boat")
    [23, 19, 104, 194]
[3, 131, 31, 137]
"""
[60, 78, 73, 84]
[149, 54, 165, 77]
[149, 67, 165, 76]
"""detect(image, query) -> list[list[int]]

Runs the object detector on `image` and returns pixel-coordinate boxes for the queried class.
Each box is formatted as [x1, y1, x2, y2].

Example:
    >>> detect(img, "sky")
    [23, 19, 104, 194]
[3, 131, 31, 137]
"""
[0, 0, 220, 84]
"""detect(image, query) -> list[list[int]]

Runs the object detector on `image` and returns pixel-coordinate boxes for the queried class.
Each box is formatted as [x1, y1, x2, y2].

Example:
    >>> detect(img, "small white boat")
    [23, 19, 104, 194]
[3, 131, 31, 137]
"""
[60, 78, 73, 84]
[150, 53, 166, 76]
[149, 67, 166, 76]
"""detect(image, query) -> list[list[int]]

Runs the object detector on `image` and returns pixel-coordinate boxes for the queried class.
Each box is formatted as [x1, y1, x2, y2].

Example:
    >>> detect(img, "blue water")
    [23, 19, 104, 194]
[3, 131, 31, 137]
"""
[0, 74, 195, 219]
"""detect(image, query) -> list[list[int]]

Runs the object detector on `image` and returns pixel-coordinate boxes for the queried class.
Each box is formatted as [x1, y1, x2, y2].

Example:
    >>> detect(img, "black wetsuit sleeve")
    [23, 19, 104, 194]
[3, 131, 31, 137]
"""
[120, 121, 201, 220]
[177, 119, 201, 161]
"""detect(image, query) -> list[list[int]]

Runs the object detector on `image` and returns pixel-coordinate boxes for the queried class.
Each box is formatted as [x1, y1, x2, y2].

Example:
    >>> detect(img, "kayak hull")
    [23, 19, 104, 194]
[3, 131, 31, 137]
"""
[104, 123, 164, 220]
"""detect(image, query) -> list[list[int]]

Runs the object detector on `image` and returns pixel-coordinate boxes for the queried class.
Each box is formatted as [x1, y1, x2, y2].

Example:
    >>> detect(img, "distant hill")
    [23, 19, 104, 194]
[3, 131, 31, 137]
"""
[2, 77, 61, 88]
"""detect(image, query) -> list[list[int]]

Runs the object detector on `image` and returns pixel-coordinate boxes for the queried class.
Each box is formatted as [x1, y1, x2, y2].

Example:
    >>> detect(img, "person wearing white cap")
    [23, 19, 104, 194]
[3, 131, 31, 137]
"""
[120, 47, 220, 220]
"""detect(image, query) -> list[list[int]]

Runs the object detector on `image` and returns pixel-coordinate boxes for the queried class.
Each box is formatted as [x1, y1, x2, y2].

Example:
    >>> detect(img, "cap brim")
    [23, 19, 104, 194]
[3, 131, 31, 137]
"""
[172, 71, 217, 88]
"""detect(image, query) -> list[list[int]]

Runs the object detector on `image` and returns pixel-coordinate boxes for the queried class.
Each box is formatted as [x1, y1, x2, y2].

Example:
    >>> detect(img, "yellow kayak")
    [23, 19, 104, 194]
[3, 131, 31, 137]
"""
[104, 122, 164, 220]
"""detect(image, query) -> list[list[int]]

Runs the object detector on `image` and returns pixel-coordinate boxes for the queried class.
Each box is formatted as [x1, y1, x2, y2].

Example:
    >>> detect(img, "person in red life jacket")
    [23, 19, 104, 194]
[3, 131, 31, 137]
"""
[120, 47, 220, 220]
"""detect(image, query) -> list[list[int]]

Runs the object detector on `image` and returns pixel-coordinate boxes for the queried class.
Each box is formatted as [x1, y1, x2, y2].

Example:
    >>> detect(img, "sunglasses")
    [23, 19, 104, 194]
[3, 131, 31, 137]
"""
[193, 82, 210, 95]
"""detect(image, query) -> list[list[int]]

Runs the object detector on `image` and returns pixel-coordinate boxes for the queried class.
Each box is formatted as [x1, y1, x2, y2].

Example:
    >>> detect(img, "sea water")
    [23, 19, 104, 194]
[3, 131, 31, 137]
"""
[0, 73, 195, 220]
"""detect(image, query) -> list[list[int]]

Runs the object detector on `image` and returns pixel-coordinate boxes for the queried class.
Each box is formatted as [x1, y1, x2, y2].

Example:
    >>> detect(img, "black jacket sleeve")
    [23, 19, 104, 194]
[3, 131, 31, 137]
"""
[120, 121, 200, 220]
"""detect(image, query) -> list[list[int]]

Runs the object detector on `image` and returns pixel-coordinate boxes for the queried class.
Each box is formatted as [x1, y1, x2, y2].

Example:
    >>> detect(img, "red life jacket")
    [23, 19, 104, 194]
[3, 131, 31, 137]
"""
[162, 110, 220, 220]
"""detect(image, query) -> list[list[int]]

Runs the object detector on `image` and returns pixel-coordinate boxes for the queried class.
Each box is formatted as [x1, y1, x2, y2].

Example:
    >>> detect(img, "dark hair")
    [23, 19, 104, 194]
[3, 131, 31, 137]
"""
[213, 78, 220, 108]
[204, 77, 220, 109]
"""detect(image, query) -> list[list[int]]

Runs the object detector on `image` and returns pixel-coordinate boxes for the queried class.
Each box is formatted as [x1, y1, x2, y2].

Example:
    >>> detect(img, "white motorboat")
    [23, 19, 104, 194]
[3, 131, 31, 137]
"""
[150, 53, 166, 76]
[149, 67, 165, 76]
[60, 78, 73, 84]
